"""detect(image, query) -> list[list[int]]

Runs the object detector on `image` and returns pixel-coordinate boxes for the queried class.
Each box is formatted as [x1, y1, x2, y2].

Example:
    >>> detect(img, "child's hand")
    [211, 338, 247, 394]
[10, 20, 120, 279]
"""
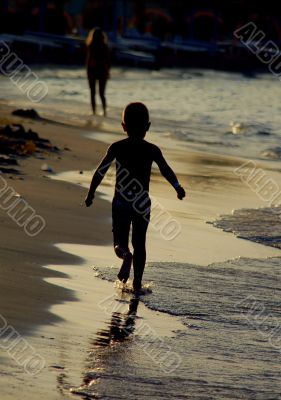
[176, 186, 186, 200]
[85, 194, 94, 207]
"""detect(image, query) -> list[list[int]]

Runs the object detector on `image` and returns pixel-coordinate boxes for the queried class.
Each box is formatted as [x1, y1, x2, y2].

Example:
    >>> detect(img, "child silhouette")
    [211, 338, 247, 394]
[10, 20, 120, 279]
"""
[85, 102, 185, 293]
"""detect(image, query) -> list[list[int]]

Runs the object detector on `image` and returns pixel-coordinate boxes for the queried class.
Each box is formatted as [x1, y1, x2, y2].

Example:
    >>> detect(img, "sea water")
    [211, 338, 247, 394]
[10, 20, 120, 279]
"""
[1, 67, 281, 398]
[2, 67, 281, 160]
[87, 256, 281, 399]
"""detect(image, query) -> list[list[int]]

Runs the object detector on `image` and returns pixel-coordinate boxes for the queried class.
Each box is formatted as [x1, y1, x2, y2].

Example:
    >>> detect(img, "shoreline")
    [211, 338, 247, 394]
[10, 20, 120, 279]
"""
[1, 101, 281, 399]
[1, 101, 280, 330]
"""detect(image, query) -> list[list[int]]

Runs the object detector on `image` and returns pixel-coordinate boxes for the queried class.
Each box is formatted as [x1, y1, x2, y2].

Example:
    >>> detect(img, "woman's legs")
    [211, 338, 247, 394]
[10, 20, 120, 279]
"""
[87, 71, 96, 114]
[98, 78, 107, 116]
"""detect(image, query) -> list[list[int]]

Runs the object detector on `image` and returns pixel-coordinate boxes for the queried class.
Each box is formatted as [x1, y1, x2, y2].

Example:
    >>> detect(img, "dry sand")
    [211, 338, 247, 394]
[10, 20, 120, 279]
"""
[0, 102, 280, 399]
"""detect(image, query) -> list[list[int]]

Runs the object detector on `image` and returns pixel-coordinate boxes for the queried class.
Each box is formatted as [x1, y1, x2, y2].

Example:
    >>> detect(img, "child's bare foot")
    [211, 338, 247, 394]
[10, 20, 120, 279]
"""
[116, 248, 132, 283]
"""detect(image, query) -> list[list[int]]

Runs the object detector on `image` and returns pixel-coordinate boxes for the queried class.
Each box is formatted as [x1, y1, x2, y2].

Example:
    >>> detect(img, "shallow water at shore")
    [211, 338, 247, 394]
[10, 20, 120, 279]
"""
[2, 67, 281, 161]
[68, 254, 281, 399]
[34, 240, 281, 400]
[212, 206, 281, 250]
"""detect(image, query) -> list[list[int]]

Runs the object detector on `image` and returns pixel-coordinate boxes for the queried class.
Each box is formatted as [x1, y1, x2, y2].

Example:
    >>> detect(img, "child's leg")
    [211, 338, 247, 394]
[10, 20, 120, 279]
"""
[131, 214, 149, 291]
[112, 198, 132, 282]
[112, 201, 131, 254]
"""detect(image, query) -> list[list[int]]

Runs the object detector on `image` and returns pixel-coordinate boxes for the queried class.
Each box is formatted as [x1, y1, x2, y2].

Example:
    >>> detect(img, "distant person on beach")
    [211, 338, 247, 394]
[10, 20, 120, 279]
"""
[86, 27, 110, 116]
[85, 102, 185, 294]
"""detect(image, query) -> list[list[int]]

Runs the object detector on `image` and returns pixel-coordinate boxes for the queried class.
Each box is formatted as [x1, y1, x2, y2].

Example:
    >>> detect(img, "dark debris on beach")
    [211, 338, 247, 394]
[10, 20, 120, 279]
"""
[0, 113, 59, 174]
[11, 109, 41, 120]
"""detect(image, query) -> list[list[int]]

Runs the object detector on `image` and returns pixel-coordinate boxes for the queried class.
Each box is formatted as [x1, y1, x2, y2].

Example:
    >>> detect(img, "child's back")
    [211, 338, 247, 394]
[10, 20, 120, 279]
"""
[107, 137, 177, 195]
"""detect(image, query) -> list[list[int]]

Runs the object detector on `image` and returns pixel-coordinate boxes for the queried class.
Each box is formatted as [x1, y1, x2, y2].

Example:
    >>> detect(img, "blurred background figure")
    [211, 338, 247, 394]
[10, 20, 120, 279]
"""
[65, 0, 87, 35]
[86, 27, 110, 116]
[30, 0, 72, 34]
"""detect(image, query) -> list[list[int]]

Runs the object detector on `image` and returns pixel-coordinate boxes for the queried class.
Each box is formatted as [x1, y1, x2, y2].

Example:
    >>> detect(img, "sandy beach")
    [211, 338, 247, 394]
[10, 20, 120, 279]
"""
[0, 97, 281, 399]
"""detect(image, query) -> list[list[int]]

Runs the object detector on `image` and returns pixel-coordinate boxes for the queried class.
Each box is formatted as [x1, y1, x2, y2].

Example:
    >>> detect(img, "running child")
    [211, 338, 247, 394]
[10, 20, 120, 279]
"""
[85, 102, 185, 293]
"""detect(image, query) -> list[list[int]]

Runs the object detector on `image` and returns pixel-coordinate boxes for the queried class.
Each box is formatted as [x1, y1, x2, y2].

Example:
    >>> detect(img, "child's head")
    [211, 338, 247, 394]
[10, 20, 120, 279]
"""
[122, 102, 150, 138]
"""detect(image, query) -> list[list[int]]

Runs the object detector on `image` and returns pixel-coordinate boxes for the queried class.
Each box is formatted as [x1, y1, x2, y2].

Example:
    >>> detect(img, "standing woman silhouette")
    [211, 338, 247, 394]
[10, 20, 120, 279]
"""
[86, 27, 110, 116]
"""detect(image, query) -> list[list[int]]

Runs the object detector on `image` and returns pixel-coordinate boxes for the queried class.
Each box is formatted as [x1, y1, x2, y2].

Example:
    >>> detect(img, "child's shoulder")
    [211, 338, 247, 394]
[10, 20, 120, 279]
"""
[109, 139, 129, 153]
[111, 138, 154, 145]
[110, 138, 160, 152]
[143, 140, 161, 153]
[109, 138, 128, 148]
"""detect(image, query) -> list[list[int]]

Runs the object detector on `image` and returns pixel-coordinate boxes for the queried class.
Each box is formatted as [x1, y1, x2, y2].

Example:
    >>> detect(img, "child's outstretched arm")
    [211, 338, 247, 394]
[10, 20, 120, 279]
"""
[85, 145, 115, 207]
[154, 147, 186, 200]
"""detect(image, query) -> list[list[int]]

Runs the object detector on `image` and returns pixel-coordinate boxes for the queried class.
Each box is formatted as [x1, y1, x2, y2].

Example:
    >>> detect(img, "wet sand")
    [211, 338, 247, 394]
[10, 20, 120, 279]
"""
[0, 102, 280, 399]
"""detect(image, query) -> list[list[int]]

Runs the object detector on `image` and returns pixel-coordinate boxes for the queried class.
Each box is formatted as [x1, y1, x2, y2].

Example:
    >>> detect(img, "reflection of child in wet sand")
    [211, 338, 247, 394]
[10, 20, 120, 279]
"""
[86, 27, 110, 116]
[85, 102, 185, 294]
[94, 296, 140, 347]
